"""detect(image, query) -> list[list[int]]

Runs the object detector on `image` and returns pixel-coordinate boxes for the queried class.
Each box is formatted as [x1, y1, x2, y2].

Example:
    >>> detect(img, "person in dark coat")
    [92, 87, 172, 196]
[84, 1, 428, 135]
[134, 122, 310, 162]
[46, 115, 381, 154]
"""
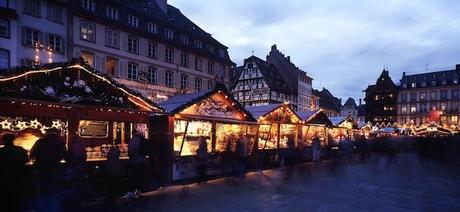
[0, 133, 29, 212]
[62, 136, 86, 208]
[30, 128, 66, 212]
[196, 137, 208, 184]
[105, 146, 123, 199]
[235, 135, 248, 182]
[124, 130, 147, 199]
[284, 135, 296, 181]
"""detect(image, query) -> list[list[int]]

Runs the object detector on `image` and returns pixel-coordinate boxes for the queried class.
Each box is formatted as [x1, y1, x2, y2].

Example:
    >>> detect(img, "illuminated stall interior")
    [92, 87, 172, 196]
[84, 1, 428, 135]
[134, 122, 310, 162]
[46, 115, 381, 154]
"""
[329, 116, 359, 141]
[156, 85, 256, 181]
[0, 58, 164, 161]
[298, 110, 333, 146]
[246, 103, 302, 149]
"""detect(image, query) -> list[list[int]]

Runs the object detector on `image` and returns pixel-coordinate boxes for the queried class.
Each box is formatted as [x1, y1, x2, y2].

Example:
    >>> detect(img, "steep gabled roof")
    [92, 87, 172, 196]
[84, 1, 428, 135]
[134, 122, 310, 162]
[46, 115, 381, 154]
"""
[245, 104, 283, 119]
[235, 56, 295, 95]
[159, 84, 256, 121]
[0, 58, 163, 112]
[342, 97, 358, 109]
[314, 88, 342, 113]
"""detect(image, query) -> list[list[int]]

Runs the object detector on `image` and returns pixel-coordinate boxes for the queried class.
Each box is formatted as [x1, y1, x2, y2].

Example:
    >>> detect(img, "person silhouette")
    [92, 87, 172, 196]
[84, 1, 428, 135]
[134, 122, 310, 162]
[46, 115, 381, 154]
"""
[0, 133, 29, 212]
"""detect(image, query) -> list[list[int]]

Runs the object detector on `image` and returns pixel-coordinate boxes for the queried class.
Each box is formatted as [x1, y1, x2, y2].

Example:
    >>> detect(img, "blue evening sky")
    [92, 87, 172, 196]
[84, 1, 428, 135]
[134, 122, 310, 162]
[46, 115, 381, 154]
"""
[170, 0, 460, 103]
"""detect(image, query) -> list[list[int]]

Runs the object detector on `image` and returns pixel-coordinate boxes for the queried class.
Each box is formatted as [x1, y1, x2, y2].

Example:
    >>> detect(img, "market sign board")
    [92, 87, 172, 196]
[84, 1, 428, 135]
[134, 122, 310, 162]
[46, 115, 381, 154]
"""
[79, 120, 109, 138]
[180, 93, 242, 120]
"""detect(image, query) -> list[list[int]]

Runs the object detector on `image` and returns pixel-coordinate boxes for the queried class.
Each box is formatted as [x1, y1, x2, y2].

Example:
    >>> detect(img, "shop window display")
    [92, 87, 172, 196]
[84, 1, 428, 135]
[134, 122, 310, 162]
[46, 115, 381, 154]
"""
[174, 120, 212, 156]
[258, 124, 278, 149]
[279, 124, 298, 148]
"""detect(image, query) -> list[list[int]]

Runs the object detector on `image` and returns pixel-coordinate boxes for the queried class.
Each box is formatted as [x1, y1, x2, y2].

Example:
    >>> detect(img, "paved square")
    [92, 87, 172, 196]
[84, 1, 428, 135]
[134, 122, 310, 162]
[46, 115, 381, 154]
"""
[82, 153, 460, 212]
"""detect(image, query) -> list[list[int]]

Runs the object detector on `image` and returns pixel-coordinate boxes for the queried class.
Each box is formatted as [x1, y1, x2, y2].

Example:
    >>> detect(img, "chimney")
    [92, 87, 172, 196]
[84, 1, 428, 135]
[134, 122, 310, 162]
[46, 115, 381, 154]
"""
[359, 98, 362, 106]
[271, 44, 277, 51]
[154, 0, 167, 13]
[402, 71, 406, 77]
[456, 64, 460, 71]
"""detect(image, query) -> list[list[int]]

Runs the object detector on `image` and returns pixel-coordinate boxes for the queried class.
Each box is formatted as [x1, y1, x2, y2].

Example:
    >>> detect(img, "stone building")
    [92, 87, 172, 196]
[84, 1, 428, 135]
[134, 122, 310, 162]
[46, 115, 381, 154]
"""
[0, 0, 233, 102]
[397, 64, 460, 127]
[363, 69, 398, 124]
[231, 45, 313, 111]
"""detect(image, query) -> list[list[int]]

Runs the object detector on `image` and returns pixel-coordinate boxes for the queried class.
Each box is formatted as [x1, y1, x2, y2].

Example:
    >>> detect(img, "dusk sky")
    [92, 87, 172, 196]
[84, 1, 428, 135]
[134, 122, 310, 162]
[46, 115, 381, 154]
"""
[170, 0, 460, 103]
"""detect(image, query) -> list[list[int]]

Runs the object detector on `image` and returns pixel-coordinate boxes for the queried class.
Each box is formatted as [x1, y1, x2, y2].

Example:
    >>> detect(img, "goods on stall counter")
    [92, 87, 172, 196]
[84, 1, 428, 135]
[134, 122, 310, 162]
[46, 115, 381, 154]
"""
[85, 144, 128, 160]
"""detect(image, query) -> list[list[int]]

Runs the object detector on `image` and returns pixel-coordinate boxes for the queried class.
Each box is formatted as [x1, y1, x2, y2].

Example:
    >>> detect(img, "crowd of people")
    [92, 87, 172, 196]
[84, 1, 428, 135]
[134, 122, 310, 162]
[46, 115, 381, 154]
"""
[0, 129, 152, 211]
[1, 129, 459, 211]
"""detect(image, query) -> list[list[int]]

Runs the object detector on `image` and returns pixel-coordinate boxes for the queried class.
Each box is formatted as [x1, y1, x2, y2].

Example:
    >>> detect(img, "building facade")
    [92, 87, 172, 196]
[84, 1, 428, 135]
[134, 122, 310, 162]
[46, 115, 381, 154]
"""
[340, 97, 358, 118]
[0, 0, 234, 103]
[313, 88, 341, 117]
[0, 0, 68, 69]
[231, 45, 313, 111]
[363, 69, 398, 124]
[397, 65, 460, 127]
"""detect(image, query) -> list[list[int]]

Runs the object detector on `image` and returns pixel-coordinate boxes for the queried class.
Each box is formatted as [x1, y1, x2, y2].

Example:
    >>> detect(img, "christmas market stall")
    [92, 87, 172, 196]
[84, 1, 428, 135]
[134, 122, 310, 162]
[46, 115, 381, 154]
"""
[298, 109, 333, 146]
[415, 122, 453, 137]
[0, 58, 164, 163]
[329, 115, 359, 142]
[246, 103, 302, 167]
[152, 85, 256, 183]
[298, 110, 334, 160]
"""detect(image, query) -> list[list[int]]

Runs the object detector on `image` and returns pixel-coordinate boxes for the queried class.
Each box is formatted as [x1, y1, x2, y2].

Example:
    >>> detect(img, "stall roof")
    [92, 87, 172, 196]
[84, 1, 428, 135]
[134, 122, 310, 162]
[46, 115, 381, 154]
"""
[0, 58, 164, 112]
[159, 84, 256, 121]
[329, 116, 347, 126]
[297, 109, 333, 126]
[245, 104, 283, 119]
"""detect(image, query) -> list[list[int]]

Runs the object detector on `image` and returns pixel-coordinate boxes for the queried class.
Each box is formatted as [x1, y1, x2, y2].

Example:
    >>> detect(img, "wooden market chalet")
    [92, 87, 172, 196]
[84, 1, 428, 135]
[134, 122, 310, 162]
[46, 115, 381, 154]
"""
[0, 58, 164, 161]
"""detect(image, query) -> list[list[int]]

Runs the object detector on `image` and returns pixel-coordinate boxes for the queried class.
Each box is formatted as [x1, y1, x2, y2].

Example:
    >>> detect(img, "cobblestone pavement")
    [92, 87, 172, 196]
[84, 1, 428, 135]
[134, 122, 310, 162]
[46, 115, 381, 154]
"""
[81, 153, 460, 212]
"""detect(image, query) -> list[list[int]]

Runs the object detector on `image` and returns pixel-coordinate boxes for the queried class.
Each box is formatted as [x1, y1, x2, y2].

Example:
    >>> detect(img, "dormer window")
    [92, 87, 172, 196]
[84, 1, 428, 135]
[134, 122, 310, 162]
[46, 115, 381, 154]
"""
[147, 23, 157, 34]
[218, 49, 225, 58]
[128, 15, 138, 27]
[411, 82, 416, 88]
[82, 0, 96, 12]
[106, 7, 118, 20]
[207, 45, 214, 53]
[165, 28, 174, 40]
[195, 40, 202, 48]
[179, 35, 189, 45]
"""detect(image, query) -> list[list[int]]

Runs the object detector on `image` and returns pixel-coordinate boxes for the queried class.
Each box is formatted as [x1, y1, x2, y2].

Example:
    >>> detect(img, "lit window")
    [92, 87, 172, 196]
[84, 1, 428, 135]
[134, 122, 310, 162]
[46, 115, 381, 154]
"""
[106, 7, 119, 20]
[128, 15, 138, 27]
[80, 20, 95, 42]
[411, 82, 416, 88]
[24, 28, 40, 47]
[48, 34, 63, 52]
[441, 102, 447, 111]
[127, 63, 138, 80]
[452, 116, 459, 124]
[81, 0, 96, 12]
